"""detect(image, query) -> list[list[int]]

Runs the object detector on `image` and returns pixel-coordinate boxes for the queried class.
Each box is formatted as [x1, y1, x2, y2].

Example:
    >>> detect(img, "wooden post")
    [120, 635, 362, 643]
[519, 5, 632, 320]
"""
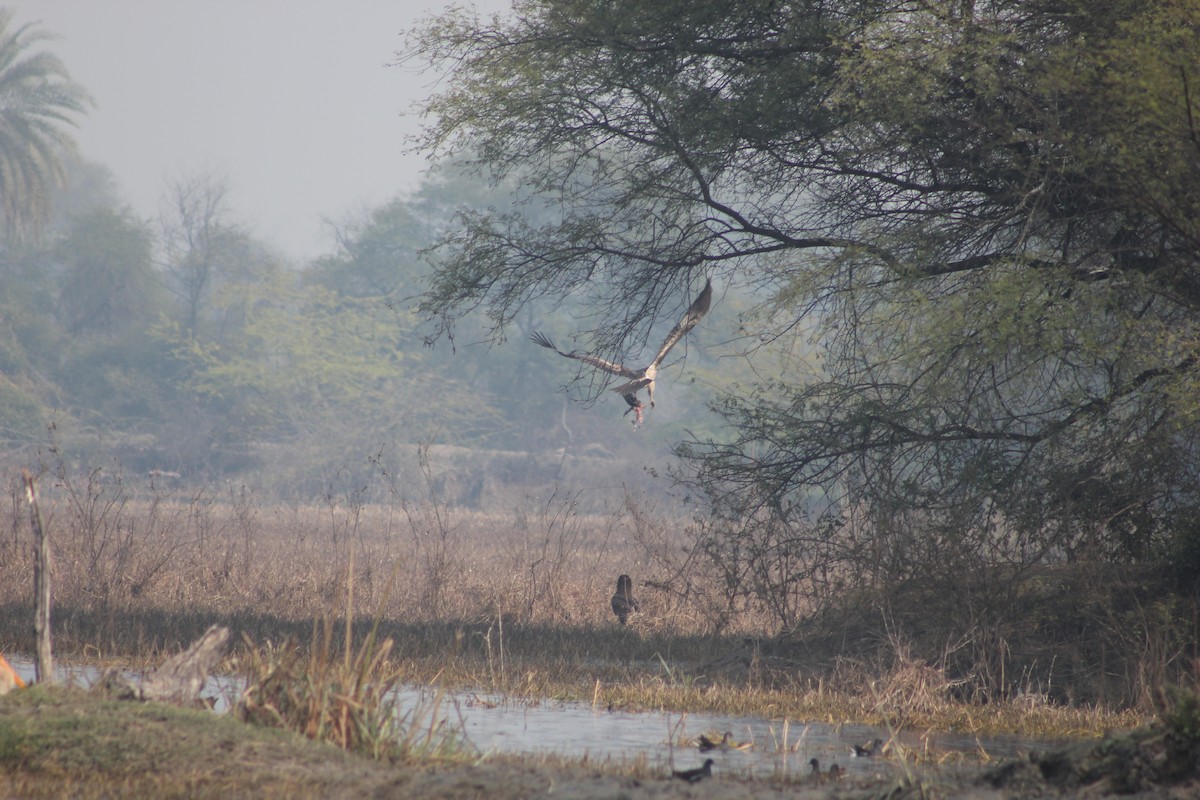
[23, 470, 53, 684]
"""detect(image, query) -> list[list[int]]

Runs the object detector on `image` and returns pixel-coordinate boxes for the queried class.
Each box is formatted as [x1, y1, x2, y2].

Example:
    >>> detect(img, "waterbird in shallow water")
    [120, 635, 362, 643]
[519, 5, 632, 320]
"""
[672, 758, 714, 783]
[697, 731, 752, 751]
[809, 758, 845, 783]
[851, 737, 885, 757]
[531, 278, 712, 427]
[610, 574, 639, 624]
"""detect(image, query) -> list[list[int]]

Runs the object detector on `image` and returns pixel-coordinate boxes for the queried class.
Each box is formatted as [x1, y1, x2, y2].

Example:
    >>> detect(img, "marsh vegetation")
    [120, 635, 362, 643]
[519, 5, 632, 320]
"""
[0, 461, 1190, 743]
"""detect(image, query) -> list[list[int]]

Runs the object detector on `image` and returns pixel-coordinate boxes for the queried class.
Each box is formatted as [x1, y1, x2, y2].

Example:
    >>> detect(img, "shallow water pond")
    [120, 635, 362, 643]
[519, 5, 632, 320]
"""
[425, 688, 1049, 778]
[7, 656, 1049, 779]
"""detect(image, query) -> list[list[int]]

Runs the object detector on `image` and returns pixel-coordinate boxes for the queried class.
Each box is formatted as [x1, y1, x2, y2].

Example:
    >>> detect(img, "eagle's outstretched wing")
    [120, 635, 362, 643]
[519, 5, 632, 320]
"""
[529, 331, 640, 378]
[532, 278, 711, 427]
[647, 278, 712, 369]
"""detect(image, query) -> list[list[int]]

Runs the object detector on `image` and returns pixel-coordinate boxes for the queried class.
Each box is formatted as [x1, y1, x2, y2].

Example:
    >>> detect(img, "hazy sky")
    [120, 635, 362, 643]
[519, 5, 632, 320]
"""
[16, 0, 509, 260]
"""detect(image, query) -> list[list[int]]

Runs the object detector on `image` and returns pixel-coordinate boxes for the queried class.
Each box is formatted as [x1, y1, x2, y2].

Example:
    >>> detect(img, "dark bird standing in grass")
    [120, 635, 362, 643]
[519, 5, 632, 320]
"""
[672, 759, 714, 783]
[610, 574, 639, 625]
[531, 278, 712, 427]
[851, 737, 884, 757]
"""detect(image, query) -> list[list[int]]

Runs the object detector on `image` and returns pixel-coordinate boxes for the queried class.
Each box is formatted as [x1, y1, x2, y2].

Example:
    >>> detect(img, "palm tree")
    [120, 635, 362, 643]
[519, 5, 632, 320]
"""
[0, 9, 92, 240]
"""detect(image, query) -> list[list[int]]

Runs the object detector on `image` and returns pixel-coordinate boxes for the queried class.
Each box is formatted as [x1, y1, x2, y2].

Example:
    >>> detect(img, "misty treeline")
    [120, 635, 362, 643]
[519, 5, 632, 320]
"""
[0, 155, 743, 498]
[0, 9, 748, 503]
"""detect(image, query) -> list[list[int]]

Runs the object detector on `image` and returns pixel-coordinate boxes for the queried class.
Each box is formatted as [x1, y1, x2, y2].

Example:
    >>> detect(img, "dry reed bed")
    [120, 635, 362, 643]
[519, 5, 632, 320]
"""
[0, 475, 1159, 739]
[0, 477, 764, 661]
[0, 480, 688, 622]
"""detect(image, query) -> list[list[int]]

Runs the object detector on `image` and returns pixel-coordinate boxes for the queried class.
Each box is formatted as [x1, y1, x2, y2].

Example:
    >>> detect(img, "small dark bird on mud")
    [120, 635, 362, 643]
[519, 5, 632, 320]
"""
[610, 574, 639, 624]
[672, 759, 714, 783]
[828, 762, 846, 779]
[851, 737, 884, 757]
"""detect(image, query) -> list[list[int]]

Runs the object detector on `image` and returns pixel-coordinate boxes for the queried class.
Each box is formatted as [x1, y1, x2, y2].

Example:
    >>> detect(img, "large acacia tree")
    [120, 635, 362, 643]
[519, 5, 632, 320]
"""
[406, 0, 1200, 585]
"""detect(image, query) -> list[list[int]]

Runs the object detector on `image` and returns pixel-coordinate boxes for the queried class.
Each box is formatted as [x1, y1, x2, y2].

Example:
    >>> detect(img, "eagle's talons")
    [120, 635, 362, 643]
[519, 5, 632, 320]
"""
[623, 398, 646, 427]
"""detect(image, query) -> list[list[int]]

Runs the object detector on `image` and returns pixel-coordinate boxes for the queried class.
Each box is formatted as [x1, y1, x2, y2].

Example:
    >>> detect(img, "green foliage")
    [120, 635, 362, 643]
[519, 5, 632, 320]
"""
[158, 171, 277, 342]
[213, 284, 413, 423]
[236, 552, 466, 762]
[1045, 1, 1200, 255]
[404, 0, 1200, 631]
[1160, 688, 1200, 777]
[310, 197, 429, 299]
[56, 207, 162, 338]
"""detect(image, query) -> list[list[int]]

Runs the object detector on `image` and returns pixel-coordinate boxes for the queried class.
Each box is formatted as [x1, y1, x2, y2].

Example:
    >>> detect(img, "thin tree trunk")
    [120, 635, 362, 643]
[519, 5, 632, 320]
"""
[23, 470, 53, 684]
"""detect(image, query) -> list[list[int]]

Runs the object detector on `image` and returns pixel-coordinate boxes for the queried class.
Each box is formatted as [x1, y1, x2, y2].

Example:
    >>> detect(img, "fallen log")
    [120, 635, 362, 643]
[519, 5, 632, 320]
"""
[98, 624, 230, 706]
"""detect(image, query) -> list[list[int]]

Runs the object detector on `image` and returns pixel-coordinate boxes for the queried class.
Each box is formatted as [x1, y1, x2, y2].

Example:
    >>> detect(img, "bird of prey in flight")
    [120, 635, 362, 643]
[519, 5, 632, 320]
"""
[531, 278, 712, 426]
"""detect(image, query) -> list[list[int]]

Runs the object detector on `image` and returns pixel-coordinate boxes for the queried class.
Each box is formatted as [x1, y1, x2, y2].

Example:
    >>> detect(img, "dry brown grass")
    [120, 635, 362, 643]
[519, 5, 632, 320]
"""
[0, 468, 1173, 740]
[0, 474, 748, 636]
[0, 469, 772, 693]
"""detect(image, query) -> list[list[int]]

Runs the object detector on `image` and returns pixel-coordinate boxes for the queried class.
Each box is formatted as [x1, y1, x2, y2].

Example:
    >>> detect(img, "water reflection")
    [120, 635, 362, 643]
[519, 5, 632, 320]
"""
[7, 656, 1045, 778]
[413, 688, 1042, 778]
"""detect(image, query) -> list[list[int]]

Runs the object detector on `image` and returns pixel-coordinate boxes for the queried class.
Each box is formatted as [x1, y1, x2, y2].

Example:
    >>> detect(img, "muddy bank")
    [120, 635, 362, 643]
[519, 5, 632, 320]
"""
[1, 686, 1196, 799]
[980, 698, 1200, 799]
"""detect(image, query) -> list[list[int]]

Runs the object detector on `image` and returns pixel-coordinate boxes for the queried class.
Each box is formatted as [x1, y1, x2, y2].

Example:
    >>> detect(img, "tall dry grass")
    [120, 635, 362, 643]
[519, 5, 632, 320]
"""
[0, 463, 766, 663]
[0, 459, 1193, 735]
